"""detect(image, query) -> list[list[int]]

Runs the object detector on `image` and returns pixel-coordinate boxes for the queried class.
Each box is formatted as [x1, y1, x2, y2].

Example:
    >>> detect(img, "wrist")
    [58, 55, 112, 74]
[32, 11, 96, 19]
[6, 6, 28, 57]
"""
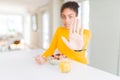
[42, 56, 47, 60]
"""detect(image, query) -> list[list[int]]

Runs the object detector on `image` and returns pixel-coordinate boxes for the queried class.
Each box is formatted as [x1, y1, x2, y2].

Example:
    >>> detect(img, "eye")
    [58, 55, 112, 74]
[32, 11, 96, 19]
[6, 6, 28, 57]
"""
[61, 15, 66, 19]
[69, 16, 73, 19]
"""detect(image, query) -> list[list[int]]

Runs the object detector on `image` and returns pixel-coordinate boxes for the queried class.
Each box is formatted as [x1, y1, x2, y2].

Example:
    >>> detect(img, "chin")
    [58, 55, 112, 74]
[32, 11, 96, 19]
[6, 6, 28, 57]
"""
[64, 25, 70, 29]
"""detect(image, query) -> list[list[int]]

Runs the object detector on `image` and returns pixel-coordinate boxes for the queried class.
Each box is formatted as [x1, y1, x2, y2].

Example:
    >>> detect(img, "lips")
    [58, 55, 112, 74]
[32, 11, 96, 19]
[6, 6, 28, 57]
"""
[65, 24, 70, 27]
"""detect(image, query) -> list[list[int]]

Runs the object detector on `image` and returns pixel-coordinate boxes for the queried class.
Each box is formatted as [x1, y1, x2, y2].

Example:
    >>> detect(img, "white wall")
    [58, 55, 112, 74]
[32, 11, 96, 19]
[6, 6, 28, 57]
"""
[23, 14, 31, 45]
[49, 0, 63, 36]
[89, 0, 120, 75]
[29, 0, 63, 49]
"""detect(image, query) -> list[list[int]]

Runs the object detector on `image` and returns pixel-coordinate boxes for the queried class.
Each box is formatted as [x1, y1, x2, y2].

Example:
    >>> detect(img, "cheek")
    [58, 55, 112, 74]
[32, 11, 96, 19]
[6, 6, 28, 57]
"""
[61, 19, 65, 24]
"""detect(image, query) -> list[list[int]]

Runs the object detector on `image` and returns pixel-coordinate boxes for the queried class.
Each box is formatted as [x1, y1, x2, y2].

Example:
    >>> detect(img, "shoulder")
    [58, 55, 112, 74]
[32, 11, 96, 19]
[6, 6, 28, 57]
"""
[56, 26, 65, 32]
[53, 26, 64, 35]
[84, 29, 92, 37]
[84, 29, 91, 34]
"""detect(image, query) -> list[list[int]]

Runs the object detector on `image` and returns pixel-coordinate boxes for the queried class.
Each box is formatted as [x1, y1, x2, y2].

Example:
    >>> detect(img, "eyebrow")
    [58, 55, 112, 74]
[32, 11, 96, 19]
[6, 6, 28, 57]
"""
[68, 14, 74, 16]
[61, 13, 74, 16]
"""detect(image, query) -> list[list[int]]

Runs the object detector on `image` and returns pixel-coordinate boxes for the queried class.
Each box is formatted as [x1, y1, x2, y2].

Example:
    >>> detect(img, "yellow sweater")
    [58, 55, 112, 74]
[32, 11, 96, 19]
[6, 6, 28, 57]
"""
[42, 27, 91, 64]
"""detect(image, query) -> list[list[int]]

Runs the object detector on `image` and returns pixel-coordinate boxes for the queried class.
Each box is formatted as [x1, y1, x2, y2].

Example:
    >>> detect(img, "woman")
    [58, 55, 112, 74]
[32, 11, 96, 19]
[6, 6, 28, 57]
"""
[36, 1, 91, 64]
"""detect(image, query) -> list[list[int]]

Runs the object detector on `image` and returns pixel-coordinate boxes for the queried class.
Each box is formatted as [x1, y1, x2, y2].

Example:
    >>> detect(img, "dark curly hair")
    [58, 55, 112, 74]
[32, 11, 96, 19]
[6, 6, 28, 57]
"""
[61, 1, 80, 16]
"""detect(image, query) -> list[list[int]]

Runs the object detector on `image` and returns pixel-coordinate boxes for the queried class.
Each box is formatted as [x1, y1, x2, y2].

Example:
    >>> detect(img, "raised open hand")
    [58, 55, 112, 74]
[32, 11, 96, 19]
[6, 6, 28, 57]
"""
[62, 18, 84, 50]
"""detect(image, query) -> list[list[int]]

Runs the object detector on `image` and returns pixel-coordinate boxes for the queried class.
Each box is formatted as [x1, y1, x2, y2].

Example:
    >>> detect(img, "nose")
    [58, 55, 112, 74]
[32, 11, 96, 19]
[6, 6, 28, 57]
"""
[65, 17, 69, 24]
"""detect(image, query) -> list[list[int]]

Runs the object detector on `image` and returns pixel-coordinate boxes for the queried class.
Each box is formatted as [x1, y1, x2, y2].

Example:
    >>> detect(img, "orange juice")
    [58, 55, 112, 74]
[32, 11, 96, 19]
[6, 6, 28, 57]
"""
[59, 60, 71, 73]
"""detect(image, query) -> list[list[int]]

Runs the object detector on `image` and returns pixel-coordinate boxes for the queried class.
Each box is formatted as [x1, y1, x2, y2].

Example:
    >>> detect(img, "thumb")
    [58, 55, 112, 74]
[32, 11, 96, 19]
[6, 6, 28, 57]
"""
[61, 36, 69, 45]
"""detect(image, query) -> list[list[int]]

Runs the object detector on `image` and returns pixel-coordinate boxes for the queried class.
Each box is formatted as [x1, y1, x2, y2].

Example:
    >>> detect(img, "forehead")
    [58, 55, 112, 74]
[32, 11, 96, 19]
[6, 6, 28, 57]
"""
[61, 8, 76, 15]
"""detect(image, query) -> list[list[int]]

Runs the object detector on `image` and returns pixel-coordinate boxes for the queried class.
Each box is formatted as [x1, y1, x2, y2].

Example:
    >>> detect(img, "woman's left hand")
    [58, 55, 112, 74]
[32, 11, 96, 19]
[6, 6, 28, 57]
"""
[62, 18, 84, 50]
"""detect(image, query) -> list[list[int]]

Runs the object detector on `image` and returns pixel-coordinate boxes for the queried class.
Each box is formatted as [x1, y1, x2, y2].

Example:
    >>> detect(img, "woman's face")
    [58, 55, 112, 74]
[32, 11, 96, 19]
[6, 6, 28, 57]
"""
[61, 8, 77, 29]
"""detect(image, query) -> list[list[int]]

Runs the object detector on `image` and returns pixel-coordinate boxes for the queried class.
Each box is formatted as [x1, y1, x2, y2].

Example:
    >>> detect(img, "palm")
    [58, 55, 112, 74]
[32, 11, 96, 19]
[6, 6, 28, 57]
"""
[62, 18, 84, 50]
[69, 32, 83, 50]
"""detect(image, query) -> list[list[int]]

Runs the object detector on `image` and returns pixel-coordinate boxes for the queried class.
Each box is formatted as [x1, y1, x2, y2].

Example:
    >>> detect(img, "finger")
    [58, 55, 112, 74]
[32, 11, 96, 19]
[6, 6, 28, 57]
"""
[76, 18, 80, 34]
[35, 56, 41, 63]
[36, 55, 45, 64]
[80, 26, 84, 36]
[70, 18, 75, 34]
[73, 18, 77, 33]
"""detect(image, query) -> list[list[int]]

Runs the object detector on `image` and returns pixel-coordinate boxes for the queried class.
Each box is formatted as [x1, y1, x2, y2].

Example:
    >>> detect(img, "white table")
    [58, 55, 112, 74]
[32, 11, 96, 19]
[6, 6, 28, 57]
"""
[0, 49, 120, 80]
